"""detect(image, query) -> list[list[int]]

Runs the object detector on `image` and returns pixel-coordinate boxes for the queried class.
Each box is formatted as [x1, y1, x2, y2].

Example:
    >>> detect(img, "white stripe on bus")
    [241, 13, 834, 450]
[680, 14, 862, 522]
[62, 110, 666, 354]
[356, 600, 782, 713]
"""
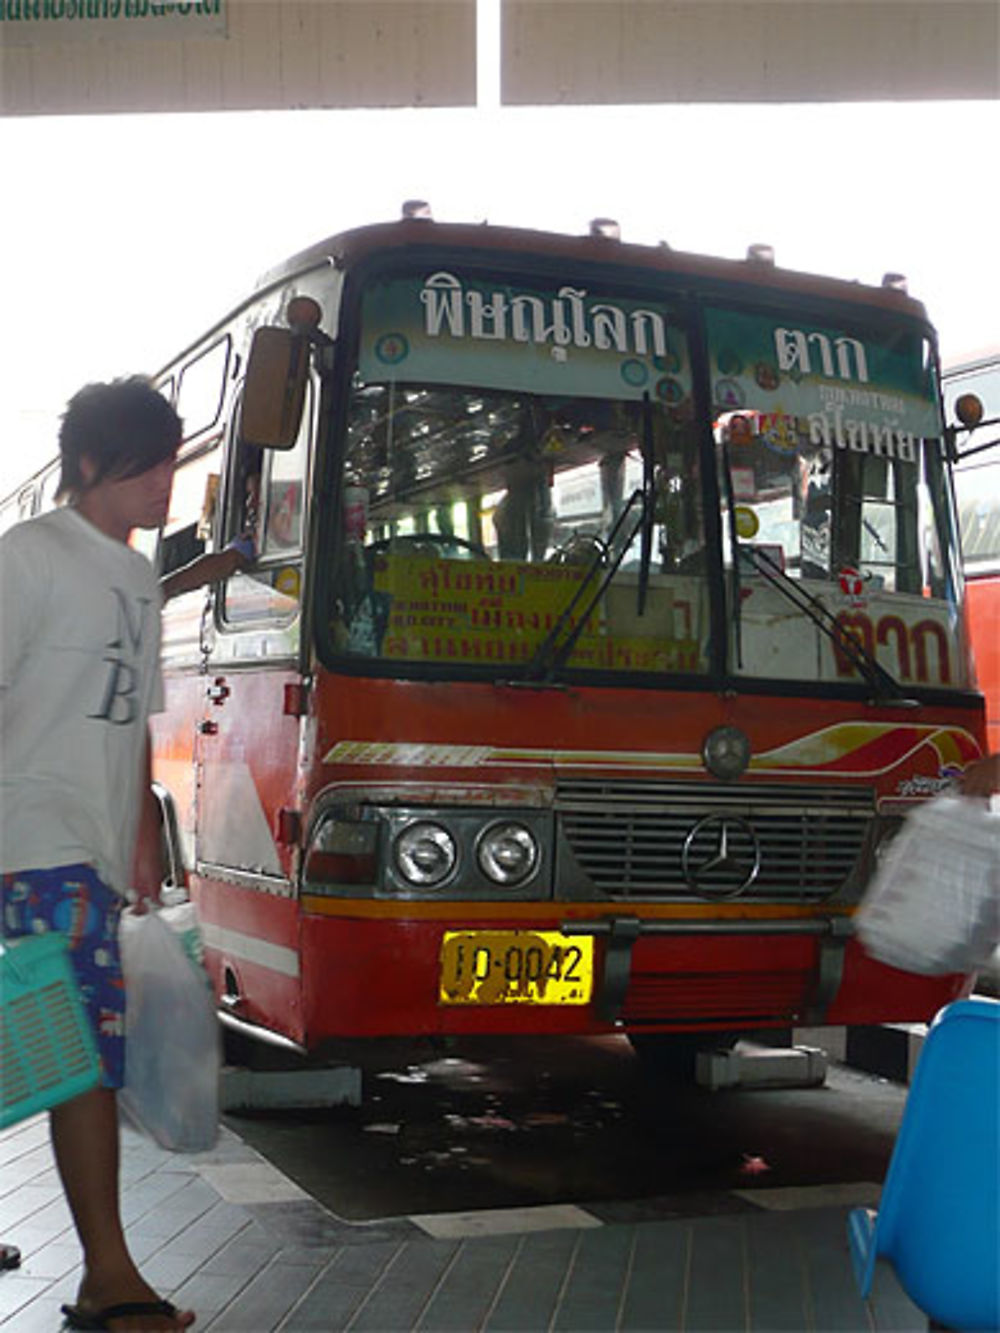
[200, 921, 300, 978]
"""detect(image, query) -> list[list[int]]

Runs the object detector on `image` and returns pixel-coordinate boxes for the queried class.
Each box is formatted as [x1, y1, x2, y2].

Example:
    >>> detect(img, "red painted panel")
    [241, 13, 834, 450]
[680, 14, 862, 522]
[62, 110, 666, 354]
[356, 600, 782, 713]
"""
[193, 873, 303, 1042]
[826, 940, 968, 1026]
[967, 574, 1000, 752]
[295, 914, 964, 1044]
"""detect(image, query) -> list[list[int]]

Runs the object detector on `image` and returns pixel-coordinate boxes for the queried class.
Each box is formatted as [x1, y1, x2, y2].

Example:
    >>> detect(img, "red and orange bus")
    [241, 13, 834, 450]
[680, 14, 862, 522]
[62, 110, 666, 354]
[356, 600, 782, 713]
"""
[9, 211, 987, 1070]
[943, 349, 1000, 755]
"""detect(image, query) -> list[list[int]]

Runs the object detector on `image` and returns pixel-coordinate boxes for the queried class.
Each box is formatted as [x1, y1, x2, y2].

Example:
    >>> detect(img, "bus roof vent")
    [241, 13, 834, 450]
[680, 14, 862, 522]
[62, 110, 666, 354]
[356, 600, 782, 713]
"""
[589, 217, 621, 241]
[746, 243, 775, 265]
[401, 199, 433, 220]
[882, 272, 908, 293]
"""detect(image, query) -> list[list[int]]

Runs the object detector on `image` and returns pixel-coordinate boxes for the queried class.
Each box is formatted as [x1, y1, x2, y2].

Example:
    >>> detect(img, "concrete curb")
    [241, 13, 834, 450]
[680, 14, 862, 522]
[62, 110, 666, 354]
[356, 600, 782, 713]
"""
[795, 1024, 927, 1084]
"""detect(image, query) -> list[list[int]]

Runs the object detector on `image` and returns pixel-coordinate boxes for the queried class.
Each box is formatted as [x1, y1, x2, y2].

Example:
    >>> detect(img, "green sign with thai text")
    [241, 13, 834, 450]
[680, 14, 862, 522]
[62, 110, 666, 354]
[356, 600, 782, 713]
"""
[706, 307, 941, 462]
[359, 272, 692, 406]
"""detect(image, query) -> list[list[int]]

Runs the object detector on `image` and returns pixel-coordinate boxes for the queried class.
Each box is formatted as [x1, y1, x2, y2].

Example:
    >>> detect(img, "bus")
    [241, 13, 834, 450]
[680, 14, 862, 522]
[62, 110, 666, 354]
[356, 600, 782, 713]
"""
[11, 209, 986, 1071]
[943, 349, 1000, 754]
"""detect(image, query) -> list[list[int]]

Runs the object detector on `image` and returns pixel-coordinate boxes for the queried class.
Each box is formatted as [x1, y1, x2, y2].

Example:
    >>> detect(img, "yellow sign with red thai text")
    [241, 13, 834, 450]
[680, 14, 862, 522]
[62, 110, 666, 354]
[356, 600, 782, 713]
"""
[373, 554, 699, 671]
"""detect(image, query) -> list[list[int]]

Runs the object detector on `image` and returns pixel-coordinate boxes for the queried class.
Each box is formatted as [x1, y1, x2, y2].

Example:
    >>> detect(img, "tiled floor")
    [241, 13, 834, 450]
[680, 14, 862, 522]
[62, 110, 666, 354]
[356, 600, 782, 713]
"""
[0, 1111, 926, 1332]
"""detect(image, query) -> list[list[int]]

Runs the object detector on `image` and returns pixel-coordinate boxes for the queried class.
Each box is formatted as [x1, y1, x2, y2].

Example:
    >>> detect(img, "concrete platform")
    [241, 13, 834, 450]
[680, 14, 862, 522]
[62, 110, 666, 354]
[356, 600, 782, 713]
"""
[0, 1103, 928, 1331]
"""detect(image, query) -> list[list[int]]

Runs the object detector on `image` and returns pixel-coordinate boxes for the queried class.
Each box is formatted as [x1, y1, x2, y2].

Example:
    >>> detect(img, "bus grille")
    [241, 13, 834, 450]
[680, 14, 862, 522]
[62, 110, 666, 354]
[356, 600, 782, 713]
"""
[621, 970, 810, 1023]
[556, 779, 874, 903]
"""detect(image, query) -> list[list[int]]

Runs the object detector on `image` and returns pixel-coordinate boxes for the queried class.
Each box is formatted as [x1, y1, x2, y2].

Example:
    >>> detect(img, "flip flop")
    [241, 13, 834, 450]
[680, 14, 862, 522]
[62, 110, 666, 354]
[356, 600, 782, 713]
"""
[61, 1299, 181, 1330]
[0, 1244, 21, 1271]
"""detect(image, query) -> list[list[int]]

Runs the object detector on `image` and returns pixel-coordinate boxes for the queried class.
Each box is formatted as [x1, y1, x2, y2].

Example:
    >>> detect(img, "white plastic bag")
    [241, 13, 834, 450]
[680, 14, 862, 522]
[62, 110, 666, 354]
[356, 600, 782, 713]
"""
[855, 795, 1000, 976]
[119, 905, 220, 1152]
[158, 891, 206, 972]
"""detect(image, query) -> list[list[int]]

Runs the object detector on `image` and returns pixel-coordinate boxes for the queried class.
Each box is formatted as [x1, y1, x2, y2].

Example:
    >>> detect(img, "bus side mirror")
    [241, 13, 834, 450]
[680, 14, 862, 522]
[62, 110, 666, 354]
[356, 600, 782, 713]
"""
[949, 392, 1000, 462]
[241, 327, 309, 449]
[955, 393, 984, 429]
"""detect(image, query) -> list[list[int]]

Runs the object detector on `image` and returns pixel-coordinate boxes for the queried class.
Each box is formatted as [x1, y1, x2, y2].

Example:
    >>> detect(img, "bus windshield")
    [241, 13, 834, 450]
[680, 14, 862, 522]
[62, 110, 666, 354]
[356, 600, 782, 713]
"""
[329, 268, 708, 677]
[709, 309, 962, 688]
[325, 265, 965, 691]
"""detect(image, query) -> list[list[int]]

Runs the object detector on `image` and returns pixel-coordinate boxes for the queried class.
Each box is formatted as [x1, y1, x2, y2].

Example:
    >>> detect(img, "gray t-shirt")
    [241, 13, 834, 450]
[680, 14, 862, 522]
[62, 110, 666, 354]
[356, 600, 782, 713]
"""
[0, 507, 164, 895]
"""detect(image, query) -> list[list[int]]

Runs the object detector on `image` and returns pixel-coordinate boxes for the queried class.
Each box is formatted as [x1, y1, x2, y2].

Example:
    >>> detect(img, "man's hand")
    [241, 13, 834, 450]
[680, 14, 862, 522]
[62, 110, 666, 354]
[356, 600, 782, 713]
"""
[225, 533, 256, 566]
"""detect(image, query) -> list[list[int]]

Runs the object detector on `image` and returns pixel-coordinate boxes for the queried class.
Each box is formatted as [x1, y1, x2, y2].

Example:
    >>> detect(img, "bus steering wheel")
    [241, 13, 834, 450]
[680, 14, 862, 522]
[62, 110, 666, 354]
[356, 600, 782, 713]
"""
[369, 533, 491, 561]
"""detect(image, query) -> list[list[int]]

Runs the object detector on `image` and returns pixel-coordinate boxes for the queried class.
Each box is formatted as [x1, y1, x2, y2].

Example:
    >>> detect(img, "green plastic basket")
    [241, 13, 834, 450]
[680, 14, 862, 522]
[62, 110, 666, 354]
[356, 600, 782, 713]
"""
[1, 933, 101, 1128]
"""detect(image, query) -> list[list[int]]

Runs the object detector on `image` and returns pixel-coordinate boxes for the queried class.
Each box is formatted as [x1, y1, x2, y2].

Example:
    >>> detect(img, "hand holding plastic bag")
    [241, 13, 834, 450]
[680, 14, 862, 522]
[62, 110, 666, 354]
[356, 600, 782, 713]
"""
[119, 904, 220, 1152]
[855, 794, 1000, 977]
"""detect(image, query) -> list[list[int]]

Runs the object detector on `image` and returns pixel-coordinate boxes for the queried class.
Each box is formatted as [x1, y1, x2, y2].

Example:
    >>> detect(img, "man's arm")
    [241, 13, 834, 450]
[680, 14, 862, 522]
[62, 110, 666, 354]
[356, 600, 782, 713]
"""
[131, 730, 164, 905]
[160, 538, 253, 603]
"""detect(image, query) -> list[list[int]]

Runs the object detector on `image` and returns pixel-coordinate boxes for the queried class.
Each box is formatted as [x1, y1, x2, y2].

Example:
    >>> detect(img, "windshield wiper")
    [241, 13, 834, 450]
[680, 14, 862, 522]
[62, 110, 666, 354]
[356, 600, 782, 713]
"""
[637, 392, 655, 618]
[737, 544, 918, 706]
[519, 487, 647, 683]
[720, 441, 744, 669]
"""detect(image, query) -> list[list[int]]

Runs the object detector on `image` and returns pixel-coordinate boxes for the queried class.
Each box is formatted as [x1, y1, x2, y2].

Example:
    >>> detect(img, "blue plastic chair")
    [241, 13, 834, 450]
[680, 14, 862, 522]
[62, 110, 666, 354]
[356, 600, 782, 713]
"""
[847, 997, 1000, 1331]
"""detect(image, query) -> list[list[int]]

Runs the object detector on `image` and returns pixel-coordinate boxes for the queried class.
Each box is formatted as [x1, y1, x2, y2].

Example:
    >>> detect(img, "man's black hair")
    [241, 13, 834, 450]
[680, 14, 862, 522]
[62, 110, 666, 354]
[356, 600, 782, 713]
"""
[56, 376, 183, 501]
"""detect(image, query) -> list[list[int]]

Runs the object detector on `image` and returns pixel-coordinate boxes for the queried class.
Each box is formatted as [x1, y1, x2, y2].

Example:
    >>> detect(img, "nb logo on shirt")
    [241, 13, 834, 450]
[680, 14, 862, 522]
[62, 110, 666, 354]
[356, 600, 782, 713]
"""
[89, 589, 153, 726]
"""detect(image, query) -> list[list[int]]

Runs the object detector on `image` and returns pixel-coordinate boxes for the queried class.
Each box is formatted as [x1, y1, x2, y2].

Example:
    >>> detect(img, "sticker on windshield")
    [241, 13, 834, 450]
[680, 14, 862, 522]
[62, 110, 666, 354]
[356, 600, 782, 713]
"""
[734, 506, 759, 539]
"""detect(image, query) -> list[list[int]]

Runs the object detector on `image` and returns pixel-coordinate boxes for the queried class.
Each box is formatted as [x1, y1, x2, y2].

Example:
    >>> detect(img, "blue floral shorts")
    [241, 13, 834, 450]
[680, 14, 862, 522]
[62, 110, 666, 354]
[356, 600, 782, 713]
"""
[1, 864, 126, 1089]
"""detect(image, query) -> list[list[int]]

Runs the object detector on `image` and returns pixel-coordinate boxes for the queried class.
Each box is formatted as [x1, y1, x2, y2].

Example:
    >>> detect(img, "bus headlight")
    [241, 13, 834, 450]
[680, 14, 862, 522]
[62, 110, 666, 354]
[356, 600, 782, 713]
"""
[395, 822, 457, 887]
[477, 822, 539, 886]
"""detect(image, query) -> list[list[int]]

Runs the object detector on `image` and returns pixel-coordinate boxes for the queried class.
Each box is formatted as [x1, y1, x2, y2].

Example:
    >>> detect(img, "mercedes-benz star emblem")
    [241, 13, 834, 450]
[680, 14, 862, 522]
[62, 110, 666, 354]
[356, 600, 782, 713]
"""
[681, 814, 761, 898]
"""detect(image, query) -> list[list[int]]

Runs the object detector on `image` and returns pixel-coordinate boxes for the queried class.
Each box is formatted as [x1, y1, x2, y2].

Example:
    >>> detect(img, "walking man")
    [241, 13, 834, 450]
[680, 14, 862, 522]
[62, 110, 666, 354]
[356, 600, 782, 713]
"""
[0, 377, 195, 1332]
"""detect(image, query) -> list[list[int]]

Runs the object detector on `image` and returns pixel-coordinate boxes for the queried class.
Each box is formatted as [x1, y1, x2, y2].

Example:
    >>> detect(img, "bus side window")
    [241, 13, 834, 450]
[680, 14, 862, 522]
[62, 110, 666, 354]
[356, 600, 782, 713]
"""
[160, 522, 205, 578]
[37, 467, 60, 515]
[17, 486, 36, 524]
[222, 380, 311, 625]
[262, 453, 304, 555]
[152, 452, 223, 597]
[177, 339, 230, 442]
[956, 455, 1000, 567]
[0, 484, 34, 535]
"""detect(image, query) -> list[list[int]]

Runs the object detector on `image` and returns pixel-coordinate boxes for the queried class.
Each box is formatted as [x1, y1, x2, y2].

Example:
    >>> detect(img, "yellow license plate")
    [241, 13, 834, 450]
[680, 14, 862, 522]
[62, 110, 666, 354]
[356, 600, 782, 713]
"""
[439, 930, 594, 1005]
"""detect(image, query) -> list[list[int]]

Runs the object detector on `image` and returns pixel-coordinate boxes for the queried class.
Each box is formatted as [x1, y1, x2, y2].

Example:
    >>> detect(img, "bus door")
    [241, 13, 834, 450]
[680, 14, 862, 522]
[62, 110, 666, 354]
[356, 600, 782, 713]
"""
[193, 381, 313, 1029]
